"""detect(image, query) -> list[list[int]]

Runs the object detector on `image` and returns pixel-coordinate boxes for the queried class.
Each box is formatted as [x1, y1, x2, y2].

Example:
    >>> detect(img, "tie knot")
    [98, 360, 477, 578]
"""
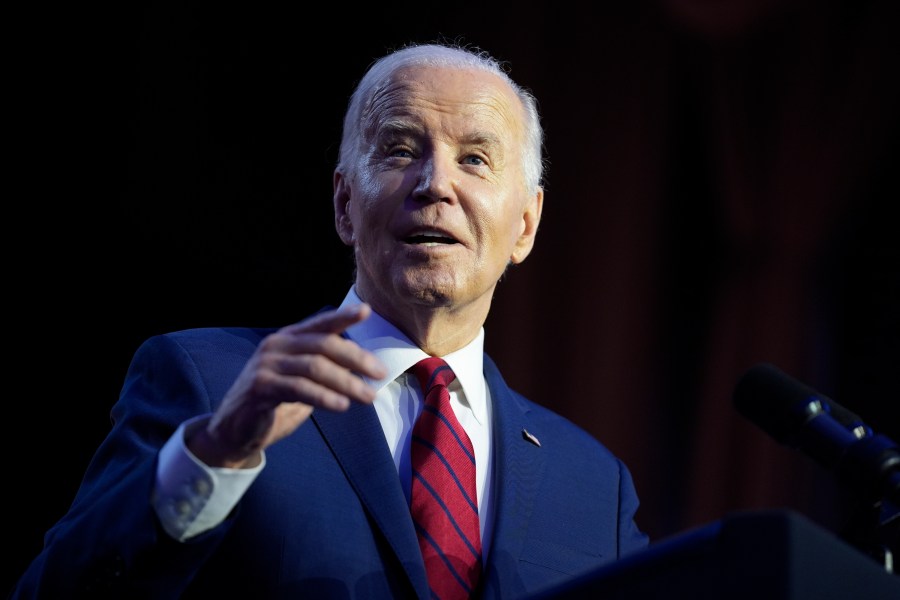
[412, 357, 455, 393]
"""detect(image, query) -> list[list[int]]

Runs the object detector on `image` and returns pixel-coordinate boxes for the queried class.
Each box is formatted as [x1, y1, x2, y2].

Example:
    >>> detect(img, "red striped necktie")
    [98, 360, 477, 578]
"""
[410, 357, 482, 599]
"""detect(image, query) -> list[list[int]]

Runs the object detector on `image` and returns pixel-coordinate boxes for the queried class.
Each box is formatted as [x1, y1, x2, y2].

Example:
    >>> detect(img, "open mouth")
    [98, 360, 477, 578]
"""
[404, 232, 458, 245]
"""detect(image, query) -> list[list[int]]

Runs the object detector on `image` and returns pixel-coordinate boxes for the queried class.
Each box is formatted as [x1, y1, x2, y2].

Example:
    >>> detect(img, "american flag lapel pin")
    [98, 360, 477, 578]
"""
[522, 428, 541, 447]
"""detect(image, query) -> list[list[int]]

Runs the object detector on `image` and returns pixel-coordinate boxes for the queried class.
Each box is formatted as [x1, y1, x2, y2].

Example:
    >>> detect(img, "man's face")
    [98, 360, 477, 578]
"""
[334, 64, 543, 326]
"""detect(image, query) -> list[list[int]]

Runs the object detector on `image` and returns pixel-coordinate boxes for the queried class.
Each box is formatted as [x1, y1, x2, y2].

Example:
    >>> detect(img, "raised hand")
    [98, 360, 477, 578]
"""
[188, 303, 388, 468]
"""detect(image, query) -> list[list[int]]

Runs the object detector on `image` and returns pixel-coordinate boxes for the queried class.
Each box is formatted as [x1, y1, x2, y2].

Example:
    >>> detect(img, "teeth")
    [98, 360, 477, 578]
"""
[406, 230, 456, 245]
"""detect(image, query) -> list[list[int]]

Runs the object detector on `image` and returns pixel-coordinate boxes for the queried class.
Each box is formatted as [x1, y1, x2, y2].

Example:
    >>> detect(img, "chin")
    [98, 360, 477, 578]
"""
[397, 272, 458, 307]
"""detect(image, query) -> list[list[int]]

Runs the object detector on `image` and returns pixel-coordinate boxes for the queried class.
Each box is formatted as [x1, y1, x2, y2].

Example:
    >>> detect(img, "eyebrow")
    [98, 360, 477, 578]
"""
[375, 119, 422, 139]
[375, 119, 503, 149]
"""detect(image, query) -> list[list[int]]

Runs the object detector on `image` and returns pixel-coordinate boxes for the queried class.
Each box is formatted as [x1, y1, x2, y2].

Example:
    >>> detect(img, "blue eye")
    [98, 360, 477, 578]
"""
[462, 155, 485, 166]
[391, 149, 413, 158]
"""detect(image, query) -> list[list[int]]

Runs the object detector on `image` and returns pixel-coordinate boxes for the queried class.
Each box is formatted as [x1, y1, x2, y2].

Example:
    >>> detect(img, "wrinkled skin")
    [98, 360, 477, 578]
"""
[190, 63, 543, 468]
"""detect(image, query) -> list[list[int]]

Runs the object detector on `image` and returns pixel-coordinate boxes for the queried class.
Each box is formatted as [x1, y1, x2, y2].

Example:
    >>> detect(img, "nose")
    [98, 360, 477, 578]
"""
[411, 151, 456, 204]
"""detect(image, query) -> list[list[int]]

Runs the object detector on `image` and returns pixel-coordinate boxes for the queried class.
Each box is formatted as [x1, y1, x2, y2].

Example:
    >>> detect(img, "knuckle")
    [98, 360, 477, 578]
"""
[304, 354, 330, 379]
[258, 333, 282, 353]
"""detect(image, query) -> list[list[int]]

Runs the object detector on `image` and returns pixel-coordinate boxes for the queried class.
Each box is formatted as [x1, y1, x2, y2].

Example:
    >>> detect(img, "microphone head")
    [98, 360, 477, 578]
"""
[734, 363, 900, 505]
[733, 363, 832, 445]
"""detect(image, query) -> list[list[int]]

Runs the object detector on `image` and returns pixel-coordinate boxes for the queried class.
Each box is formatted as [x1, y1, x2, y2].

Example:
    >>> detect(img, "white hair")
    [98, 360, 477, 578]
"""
[336, 42, 546, 193]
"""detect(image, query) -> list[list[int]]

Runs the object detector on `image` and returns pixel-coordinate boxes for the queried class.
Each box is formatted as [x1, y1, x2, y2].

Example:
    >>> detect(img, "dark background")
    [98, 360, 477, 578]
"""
[9, 0, 898, 592]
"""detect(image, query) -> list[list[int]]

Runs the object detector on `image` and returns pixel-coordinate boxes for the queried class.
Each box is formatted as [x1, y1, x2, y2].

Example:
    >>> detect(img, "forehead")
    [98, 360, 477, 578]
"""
[363, 64, 526, 142]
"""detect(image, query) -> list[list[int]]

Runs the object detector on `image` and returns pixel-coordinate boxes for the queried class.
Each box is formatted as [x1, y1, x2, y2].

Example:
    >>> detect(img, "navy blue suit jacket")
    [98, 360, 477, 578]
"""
[14, 323, 648, 598]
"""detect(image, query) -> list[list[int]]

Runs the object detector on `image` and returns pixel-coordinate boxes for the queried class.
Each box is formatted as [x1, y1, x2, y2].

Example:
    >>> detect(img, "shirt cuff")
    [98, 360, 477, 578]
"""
[152, 414, 265, 542]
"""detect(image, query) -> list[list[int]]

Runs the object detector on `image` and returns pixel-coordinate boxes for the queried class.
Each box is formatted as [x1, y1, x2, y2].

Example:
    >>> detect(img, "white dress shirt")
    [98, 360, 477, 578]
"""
[152, 287, 496, 563]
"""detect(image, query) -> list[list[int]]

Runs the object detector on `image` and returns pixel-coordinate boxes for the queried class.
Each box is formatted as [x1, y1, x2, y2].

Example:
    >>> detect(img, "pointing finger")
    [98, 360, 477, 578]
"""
[284, 303, 372, 336]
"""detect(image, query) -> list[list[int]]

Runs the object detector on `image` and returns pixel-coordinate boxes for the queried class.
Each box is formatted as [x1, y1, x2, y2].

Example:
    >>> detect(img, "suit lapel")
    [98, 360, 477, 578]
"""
[311, 404, 430, 599]
[480, 355, 547, 598]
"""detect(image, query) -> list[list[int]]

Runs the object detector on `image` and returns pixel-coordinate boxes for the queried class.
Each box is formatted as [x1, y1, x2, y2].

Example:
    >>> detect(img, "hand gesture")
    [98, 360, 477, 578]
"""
[188, 303, 387, 468]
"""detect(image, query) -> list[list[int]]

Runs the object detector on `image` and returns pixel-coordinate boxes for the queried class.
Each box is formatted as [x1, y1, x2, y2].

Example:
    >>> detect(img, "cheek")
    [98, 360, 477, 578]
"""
[470, 216, 512, 270]
[354, 170, 406, 214]
[486, 202, 525, 248]
[354, 170, 382, 206]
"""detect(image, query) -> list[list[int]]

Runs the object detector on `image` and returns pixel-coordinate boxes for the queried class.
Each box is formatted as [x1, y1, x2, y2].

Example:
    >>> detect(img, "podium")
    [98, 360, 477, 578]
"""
[530, 510, 900, 600]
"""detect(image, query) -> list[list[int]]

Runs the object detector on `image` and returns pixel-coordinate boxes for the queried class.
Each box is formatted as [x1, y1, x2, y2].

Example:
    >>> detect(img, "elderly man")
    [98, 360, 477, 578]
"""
[13, 42, 648, 599]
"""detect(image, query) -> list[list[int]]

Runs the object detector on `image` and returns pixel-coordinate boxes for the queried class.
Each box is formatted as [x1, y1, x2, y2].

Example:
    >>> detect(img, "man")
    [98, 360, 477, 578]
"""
[13, 42, 648, 599]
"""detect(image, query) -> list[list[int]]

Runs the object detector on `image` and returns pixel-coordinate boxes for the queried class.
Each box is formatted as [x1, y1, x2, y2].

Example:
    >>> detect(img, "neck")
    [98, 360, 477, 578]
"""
[402, 309, 485, 356]
[361, 292, 489, 356]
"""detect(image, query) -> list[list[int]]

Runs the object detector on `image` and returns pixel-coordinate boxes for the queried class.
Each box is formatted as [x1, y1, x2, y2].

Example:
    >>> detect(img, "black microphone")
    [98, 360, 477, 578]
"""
[733, 363, 900, 506]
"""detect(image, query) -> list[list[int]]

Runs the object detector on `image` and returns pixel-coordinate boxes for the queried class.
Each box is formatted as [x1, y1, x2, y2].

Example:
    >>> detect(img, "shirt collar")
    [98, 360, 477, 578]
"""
[339, 286, 487, 425]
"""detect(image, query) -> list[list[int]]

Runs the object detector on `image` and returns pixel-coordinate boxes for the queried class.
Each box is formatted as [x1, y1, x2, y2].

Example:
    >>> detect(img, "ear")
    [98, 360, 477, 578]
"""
[510, 187, 544, 265]
[333, 170, 355, 246]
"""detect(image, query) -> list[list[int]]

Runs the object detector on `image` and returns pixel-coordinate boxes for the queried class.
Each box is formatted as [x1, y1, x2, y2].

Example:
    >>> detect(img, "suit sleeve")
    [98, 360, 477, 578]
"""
[11, 333, 242, 599]
[617, 457, 650, 556]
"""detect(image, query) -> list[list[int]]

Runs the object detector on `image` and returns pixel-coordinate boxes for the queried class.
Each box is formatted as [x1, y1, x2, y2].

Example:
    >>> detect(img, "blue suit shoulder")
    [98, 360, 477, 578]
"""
[482, 353, 622, 462]
[149, 325, 279, 348]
